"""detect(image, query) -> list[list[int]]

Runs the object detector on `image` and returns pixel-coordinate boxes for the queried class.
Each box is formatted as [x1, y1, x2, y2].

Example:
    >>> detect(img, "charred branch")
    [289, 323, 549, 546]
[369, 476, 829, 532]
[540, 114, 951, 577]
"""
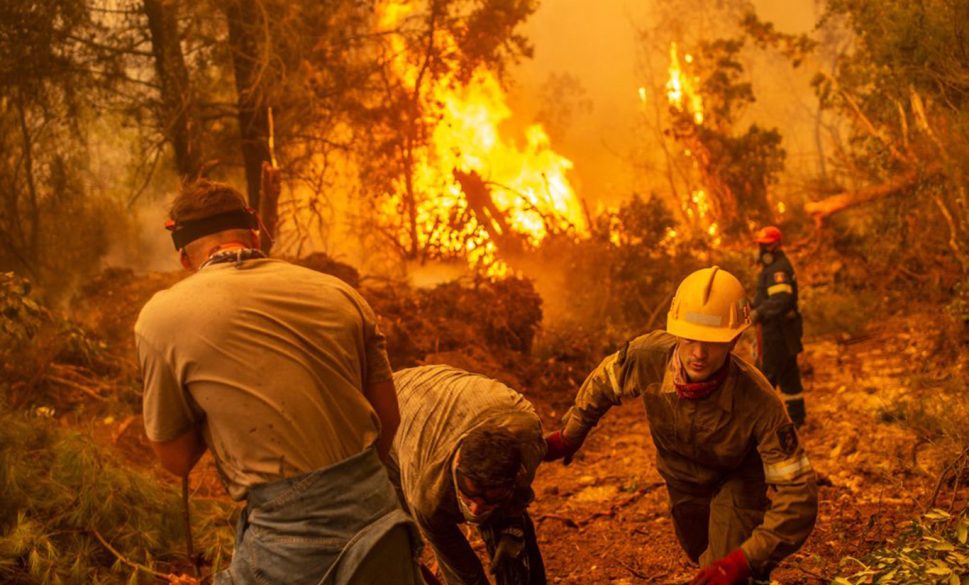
[453, 169, 525, 257]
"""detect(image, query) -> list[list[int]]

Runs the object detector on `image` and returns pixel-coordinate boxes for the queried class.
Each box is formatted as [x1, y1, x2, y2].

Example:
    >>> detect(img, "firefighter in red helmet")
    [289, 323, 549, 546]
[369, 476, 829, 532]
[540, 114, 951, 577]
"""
[751, 226, 806, 426]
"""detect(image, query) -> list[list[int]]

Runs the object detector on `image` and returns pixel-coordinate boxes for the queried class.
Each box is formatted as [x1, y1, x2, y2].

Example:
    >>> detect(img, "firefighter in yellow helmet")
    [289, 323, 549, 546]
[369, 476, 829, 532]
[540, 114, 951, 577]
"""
[544, 267, 818, 584]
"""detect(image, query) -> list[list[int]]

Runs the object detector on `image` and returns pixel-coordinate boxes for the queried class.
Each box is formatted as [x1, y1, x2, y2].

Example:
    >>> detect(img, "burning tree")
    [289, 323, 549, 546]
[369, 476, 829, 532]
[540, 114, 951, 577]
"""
[354, 0, 587, 276]
[659, 38, 787, 239]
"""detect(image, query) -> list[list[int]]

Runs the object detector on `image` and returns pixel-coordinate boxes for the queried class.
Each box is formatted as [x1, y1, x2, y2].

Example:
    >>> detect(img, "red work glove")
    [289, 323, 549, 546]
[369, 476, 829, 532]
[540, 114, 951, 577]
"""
[690, 549, 750, 585]
[543, 431, 580, 465]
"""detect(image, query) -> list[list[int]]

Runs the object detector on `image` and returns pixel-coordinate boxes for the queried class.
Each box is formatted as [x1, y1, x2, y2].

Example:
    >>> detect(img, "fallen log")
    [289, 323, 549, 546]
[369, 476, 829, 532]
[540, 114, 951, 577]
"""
[804, 166, 941, 221]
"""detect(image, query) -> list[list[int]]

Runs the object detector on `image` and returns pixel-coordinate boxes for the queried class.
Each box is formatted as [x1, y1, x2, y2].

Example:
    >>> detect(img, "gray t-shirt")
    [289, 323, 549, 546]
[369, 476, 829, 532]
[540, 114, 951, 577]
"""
[135, 258, 392, 500]
[388, 365, 545, 585]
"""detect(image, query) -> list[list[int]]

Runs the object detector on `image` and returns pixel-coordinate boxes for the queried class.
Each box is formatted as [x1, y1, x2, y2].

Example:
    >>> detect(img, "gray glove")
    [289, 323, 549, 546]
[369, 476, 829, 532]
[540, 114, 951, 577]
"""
[489, 526, 525, 575]
[750, 308, 761, 325]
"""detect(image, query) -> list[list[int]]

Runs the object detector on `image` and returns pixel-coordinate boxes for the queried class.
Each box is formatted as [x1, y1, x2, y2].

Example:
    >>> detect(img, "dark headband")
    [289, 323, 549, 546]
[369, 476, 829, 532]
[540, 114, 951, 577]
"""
[165, 208, 260, 250]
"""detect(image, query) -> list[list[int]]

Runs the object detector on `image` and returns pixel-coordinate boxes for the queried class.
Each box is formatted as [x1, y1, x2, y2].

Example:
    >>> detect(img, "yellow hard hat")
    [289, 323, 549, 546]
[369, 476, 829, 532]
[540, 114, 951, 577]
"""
[667, 266, 751, 343]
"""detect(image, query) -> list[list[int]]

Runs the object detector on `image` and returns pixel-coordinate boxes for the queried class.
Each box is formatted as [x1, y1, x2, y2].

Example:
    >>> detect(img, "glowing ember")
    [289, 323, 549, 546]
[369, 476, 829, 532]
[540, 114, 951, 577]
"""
[690, 189, 712, 219]
[665, 42, 704, 125]
[376, 0, 586, 275]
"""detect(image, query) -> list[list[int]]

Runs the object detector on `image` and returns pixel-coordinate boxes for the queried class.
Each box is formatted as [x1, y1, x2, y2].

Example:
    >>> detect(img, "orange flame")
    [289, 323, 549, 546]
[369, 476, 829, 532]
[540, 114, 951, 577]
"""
[665, 42, 703, 125]
[377, 0, 585, 275]
[663, 44, 721, 247]
[690, 189, 711, 219]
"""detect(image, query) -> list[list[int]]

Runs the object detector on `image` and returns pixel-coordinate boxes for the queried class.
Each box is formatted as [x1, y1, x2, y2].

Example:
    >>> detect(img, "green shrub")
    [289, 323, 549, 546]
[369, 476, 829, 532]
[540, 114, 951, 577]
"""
[529, 194, 713, 338]
[0, 272, 127, 412]
[877, 373, 969, 447]
[1, 273, 49, 350]
[0, 410, 234, 584]
[833, 508, 969, 585]
[799, 285, 877, 339]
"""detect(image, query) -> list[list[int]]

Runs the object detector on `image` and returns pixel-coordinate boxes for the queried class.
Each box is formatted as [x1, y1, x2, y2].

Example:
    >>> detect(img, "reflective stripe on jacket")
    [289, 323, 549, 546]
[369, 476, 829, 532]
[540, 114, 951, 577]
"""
[753, 250, 803, 355]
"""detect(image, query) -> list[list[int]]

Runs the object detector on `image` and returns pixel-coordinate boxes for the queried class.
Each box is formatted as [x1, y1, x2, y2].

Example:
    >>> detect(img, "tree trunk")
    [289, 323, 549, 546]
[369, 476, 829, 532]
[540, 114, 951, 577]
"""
[258, 162, 280, 255]
[143, 0, 199, 178]
[804, 166, 941, 220]
[16, 92, 40, 278]
[670, 117, 739, 231]
[223, 0, 272, 211]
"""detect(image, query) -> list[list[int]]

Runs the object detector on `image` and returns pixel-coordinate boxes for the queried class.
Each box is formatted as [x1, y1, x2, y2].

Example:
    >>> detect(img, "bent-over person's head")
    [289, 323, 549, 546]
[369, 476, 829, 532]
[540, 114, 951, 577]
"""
[167, 180, 260, 270]
[453, 425, 524, 523]
[666, 266, 751, 382]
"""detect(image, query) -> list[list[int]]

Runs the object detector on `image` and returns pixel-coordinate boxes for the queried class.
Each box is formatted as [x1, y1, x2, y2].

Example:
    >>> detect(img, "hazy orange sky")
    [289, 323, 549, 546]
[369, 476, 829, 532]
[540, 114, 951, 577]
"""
[509, 0, 823, 206]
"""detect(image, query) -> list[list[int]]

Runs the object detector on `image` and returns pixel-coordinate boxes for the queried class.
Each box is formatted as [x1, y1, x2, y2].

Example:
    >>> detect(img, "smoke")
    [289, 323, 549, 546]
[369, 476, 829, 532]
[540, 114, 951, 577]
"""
[507, 0, 649, 207]
[495, 0, 826, 326]
[507, 0, 822, 208]
[406, 261, 471, 289]
[114, 201, 184, 273]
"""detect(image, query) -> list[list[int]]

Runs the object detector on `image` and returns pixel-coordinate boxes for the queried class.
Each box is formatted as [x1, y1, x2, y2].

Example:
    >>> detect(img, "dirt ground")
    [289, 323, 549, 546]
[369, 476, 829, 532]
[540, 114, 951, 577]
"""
[521, 316, 957, 584]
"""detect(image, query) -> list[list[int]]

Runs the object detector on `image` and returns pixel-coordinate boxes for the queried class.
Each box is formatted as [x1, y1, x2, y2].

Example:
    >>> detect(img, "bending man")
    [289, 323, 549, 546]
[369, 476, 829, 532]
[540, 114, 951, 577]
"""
[388, 365, 547, 585]
[135, 180, 421, 585]
[545, 267, 817, 585]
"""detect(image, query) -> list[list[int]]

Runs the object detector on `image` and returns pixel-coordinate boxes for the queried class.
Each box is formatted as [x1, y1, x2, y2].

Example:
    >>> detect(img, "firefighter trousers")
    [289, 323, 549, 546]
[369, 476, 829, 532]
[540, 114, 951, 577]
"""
[760, 344, 805, 426]
[667, 475, 772, 582]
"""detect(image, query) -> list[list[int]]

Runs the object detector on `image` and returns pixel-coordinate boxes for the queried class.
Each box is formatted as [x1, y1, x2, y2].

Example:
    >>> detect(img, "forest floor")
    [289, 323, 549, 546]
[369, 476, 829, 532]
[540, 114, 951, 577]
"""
[57, 269, 968, 585]
[527, 316, 956, 584]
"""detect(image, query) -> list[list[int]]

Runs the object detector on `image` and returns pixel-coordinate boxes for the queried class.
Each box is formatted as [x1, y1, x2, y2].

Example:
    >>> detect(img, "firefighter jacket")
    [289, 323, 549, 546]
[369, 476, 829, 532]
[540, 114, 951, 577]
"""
[561, 332, 818, 574]
[388, 365, 546, 585]
[753, 249, 803, 356]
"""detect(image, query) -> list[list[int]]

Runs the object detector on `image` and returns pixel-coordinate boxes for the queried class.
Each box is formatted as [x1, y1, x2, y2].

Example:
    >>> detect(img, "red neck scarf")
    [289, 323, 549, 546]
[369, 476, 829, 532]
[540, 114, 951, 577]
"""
[672, 350, 731, 400]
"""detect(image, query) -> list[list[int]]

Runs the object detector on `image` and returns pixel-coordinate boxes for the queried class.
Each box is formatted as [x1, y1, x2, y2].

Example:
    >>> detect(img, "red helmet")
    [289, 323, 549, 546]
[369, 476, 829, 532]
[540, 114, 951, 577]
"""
[754, 226, 782, 245]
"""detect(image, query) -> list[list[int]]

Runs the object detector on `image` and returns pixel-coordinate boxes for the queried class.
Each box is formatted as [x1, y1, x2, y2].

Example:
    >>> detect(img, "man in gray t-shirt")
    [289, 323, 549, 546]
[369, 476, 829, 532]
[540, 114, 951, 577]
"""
[388, 365, 548, 585]
[135, 180, 421, 585]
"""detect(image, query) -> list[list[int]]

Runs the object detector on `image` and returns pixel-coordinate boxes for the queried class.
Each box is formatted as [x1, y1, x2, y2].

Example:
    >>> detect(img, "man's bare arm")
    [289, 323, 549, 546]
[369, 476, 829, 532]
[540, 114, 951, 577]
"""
[365, 378, 400, 461]
[149, 426, 207, 477]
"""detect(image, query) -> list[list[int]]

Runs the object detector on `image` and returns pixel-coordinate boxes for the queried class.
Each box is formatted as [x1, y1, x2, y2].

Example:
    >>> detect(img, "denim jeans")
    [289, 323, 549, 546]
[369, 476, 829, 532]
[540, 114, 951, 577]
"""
[215, 448, 421, 585]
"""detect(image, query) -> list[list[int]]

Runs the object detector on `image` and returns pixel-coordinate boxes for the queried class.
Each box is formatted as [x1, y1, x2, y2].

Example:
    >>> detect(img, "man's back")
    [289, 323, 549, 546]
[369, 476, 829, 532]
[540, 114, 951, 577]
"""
[390, 365, 543, 518]
[136, 258, 388, 499]
[389, 365, 546, 585]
